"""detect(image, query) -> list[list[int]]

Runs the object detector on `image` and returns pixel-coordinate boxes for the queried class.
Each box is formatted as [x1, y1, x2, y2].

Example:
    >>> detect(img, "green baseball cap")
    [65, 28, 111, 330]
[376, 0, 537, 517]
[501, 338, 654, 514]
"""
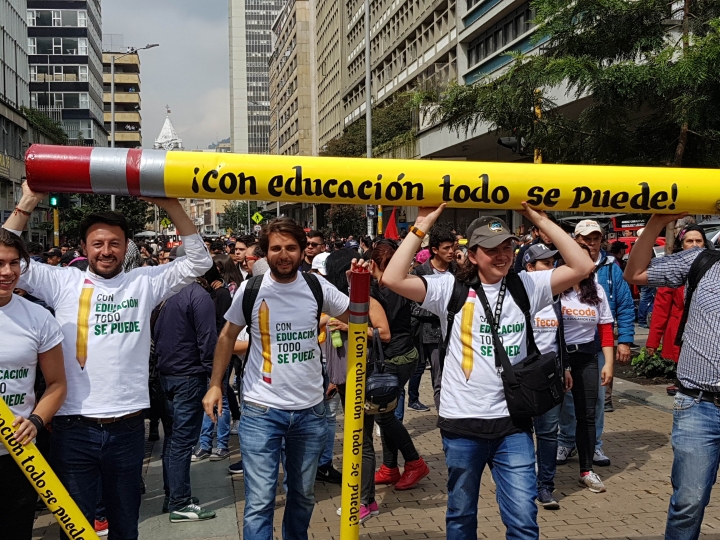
[466, 216, 519, 249]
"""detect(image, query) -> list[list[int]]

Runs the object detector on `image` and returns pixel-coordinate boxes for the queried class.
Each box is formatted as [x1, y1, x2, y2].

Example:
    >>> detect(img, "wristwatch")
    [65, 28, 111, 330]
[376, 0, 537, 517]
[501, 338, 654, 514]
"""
[409, 225, 426, 239]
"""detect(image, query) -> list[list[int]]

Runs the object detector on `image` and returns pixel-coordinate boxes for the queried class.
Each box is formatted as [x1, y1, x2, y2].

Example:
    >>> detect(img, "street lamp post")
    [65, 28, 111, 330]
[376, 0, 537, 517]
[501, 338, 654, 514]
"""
[110, 43, 159, 210]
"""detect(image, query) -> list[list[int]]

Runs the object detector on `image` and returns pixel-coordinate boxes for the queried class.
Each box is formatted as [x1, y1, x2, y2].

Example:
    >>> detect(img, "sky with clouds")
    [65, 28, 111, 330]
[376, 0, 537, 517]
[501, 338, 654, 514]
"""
[103, 0, 230, 150]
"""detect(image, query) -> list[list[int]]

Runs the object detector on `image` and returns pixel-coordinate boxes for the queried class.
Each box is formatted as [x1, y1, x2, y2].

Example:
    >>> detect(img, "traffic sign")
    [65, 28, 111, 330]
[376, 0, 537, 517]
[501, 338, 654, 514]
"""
[253, 224, 262, 232]
[252, 212, 264, 224]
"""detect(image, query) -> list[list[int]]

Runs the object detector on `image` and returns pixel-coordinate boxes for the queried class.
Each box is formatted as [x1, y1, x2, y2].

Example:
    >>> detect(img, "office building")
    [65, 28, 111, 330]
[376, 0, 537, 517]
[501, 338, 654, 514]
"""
[315, 0, 343, 149]
[228, 0, 284, 154]
[27, 0, 107, 146]
[102, 38, 142, 148]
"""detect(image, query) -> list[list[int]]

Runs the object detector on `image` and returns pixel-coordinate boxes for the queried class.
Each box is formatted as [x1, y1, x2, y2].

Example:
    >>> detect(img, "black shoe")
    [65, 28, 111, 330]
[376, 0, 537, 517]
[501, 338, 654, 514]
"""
[408, 401, 430, 412]
[316, 464, 342, 484]
[604, 401, 614, 413]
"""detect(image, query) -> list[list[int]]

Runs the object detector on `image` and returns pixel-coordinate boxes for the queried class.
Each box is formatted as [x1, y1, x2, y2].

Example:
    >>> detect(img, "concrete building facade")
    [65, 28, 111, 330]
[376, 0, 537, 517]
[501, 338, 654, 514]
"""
[229, 0, 284, 154]
[27, 0, 107, 146]
[314, 0, 343, 148]
[102, 48, 142, 148]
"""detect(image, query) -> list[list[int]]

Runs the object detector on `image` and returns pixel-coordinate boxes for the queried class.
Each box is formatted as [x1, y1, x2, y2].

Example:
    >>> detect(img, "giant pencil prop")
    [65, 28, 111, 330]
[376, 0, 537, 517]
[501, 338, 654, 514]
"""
[25, 144, 720, 214]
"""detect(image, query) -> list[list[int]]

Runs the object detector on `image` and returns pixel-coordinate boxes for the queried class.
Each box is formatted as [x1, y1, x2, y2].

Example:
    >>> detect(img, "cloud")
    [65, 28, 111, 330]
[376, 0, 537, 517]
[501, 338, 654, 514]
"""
[103, 0, 230, 150]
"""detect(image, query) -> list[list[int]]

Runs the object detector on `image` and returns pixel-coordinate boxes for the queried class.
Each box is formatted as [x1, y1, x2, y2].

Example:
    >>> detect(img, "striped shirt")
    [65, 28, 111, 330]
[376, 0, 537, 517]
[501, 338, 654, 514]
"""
[647, 248, 720, 391]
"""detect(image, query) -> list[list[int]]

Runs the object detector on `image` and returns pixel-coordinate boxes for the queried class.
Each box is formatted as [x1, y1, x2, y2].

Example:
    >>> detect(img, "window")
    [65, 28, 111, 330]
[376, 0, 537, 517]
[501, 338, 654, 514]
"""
[53, 65, 63, 81]
[28, 38, 36, 55]
[80, 93, 90, 109]
[52, 10, 61, 26]
[79, 66, 88, 82]
[62, 11, 79, 26]
[35, 10, 52, 26]
[30, 66, 37, 82]
[53, 93, 64, 108]
[27, 10, 36, 26]
[79, 38, 88, 56]
[78, 10, 87, 27]
[53, 37, 63, 55]
[63, 38, 78, 55]
[30, 93, 37, 108]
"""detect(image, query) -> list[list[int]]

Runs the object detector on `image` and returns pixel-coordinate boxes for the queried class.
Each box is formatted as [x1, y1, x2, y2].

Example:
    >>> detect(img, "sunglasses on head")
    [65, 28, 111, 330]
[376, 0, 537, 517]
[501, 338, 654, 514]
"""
[307, 242, 322, 248]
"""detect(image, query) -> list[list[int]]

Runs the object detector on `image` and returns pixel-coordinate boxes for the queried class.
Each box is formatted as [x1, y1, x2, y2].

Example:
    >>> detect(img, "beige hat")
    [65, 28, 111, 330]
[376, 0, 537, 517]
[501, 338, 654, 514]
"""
[574, 220, 603, 237]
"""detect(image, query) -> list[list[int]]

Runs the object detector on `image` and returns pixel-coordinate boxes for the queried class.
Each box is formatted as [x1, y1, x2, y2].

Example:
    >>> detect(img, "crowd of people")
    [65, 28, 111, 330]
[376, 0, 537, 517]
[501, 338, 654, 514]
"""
[1, 181, 720, 540]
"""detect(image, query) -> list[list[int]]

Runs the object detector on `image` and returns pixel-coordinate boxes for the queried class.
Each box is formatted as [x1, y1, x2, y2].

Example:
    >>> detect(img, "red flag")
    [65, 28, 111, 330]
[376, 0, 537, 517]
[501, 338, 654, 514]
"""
[384, 207, 399, 240]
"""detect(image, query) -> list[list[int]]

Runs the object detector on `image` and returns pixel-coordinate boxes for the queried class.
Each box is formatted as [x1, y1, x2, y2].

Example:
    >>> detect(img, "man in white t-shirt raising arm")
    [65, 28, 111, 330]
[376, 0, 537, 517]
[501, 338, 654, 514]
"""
[3, 182, 212, 540]
[382, 203, 594, 540]
[203, 217, 350, 540]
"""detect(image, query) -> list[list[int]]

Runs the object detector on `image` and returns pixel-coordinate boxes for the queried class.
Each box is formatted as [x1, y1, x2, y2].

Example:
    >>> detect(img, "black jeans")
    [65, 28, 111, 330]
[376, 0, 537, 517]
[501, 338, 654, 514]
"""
[378, 359, 421, 468]
[568, 350, 599, 473]
[407, 354, 426, 404]
[0, 455, 37, 540]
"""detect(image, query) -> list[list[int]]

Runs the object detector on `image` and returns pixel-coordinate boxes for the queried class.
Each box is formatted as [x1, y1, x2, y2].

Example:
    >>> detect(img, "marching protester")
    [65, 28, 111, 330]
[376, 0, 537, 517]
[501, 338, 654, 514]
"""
[625, 213, 720, 540]
[557, 219, 634, 468]
[513, 216, 557, 273]
[382, 203, 594, 539]
[203, 217, 351, 540]
[0, 229, 66, 540]
[2, 182, 212, 539]
[301, 230, 325, 273]
[645, 224, 711, 396]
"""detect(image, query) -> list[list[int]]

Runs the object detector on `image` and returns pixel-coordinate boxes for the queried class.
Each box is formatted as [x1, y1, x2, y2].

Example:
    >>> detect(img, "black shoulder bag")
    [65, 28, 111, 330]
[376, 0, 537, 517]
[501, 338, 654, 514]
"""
[473, 272, 564, 419]
[364, 328, 399, 414]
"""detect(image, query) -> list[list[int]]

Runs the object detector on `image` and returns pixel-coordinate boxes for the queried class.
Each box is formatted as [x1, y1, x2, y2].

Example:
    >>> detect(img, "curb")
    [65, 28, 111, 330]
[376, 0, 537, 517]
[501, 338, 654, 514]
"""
[613, 377, 674, 412]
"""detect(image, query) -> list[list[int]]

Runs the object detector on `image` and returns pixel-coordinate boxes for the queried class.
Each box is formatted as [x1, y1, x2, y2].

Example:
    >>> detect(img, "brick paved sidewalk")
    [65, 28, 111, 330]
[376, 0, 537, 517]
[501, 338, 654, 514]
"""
[32, 382, 720, 539]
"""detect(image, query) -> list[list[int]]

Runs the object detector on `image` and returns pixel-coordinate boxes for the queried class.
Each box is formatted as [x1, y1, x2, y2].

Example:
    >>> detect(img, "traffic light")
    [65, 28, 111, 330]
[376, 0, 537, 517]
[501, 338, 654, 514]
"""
[49, 194, 70, 208]
[49, 194, 59, 207]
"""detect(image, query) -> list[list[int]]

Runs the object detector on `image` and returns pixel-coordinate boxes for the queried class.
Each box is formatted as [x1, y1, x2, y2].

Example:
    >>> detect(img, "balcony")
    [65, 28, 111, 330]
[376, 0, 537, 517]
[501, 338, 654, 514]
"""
[102, 53, 140, 67]
[103, 73, 141, 85]
[104, 111, 141, 123]
[103, 92, 140, 104]
[113, 132, 142, 142]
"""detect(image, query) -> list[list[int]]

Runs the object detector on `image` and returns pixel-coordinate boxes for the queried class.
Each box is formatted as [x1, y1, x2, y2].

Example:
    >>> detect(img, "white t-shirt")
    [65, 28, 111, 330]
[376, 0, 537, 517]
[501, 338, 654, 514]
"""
[5, 230, 212, 417]
[225, 270, 349, 410]
[421, 271, 553, 420]
[533, 302, 559, 356]
[561, 285, 614, 345]
[0, 295, 63, 456]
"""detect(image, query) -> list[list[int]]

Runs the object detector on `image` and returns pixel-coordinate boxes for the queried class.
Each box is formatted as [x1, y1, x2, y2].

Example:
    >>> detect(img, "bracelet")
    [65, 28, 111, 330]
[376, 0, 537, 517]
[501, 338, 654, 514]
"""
[14, 206, 31, 217]
[409, 225, 426, 239]
[29, 414, 45, 432]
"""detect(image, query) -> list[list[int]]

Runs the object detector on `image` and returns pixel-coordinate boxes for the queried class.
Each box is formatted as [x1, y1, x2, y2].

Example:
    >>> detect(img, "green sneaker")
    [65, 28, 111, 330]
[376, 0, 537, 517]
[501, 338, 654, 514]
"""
[169, 503, 216, 523]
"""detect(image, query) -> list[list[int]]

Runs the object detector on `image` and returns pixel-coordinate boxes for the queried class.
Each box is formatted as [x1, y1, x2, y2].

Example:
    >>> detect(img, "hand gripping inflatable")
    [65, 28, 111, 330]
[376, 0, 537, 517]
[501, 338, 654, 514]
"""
[340, 268, 370, 540]
[0, 399, 100, 539]
[25, 144, 720, 214]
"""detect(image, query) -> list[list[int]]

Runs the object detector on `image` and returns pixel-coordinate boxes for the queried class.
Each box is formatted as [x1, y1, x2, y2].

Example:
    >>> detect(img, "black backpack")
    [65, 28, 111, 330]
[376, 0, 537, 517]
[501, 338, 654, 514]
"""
[674, 249, 720, 346]
[240, 272, 324, 375]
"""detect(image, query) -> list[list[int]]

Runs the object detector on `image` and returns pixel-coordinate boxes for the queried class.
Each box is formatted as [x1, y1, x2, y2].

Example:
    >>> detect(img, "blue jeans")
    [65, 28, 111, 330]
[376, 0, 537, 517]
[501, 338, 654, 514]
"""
[239, 400, 327, 540]
[51, 413, 145, 540]
[320, 393, 341, 468]
[558, 350, 605, 452]
[161, 373, 207, 511]
[442, 430, 539, 540]
[200, 391, 231, 451]
[665, 392, 720, 540]
[638, 286, 656, 326]
[534, 403, 561, 492]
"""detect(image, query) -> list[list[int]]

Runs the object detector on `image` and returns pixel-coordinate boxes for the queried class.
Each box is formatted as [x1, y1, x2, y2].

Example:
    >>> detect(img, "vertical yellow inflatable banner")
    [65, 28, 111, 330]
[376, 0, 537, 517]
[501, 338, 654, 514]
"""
[0, 399, 100, 540]
[340, 268, 371, 540]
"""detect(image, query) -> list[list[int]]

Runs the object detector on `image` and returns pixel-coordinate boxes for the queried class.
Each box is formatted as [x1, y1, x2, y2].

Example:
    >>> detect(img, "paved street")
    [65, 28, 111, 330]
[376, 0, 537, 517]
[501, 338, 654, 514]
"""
[31, 372, 720, 540]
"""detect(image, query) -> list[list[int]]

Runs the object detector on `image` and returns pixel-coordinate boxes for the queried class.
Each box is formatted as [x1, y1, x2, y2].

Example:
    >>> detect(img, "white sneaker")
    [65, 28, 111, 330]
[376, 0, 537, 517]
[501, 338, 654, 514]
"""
[556, 445, 576, 465]
[593, 448, 611, 467]
[230, 420, 239, 435]
[579, 471, 606, 493]
[374, 424, 381, 437]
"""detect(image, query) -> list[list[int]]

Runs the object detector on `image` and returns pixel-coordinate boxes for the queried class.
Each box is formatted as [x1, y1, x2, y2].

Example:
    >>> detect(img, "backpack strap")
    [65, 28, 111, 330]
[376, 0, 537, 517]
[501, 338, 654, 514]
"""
[675, 250, 720, 346]
[438, 278, 469, 374]
[552, 297, 569, 369]
[505, 270, 541, 356]
[301, 272, 324, 329]
[240, 275, 265, 376]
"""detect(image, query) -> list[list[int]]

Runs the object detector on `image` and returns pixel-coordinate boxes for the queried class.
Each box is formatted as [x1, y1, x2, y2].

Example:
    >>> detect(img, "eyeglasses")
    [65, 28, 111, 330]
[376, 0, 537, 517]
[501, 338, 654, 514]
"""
[307, 242, 322, 248]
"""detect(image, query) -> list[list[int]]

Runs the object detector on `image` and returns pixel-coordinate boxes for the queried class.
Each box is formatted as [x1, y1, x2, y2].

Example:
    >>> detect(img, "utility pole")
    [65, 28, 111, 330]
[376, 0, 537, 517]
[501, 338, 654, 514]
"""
[53, 208, 60, 247]
[365, 0, 373, 237]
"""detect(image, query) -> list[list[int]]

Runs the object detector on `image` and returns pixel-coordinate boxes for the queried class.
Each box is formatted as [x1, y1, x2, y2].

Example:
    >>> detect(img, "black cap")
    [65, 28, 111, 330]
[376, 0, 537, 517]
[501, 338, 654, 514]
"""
[466, 217, 518, 249]
[523, 244, 559, 265]
[43, 248, 62, 258]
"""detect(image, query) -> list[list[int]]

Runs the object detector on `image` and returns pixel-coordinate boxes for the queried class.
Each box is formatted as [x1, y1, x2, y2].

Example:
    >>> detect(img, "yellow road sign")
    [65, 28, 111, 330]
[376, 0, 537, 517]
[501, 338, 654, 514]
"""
[252, 212, 264, 224]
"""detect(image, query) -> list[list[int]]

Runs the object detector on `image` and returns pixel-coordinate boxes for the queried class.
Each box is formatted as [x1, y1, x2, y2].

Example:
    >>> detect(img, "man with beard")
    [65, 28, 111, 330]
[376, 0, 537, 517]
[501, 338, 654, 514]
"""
[2, 182, 212, 539]
[203, 217, 350, 540]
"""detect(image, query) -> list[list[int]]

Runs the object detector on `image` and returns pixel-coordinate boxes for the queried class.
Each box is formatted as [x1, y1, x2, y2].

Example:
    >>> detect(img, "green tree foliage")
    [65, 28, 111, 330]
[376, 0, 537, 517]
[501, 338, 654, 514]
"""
[321, 95, 415, 157]
[325, 205, 367, 237]
[413, 0, 720, 167]
[219, 200, 269, 234]
[60, 195, 151, 242]
[20, 106, 69, 145]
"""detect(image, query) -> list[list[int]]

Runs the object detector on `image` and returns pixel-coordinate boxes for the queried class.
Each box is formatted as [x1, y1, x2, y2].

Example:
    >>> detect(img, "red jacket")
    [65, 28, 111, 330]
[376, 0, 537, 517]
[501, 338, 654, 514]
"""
[646, 286, 684, 362]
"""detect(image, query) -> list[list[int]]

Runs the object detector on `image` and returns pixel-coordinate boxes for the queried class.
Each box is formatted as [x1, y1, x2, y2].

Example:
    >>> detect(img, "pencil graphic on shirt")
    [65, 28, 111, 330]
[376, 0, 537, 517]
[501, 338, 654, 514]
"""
[76, 279, 94, 369]
[460, 290, 476, 381]
[259, 300, 272, 383]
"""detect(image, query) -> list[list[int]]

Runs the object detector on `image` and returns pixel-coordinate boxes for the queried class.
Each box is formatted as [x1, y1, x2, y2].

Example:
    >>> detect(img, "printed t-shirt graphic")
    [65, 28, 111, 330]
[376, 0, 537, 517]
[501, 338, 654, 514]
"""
[224, 270, 349, 410]
[421, 271, 553, 420]
[0, 295, 63, 456]
[76, 279, 94, 368]
[460, 290, 476, 381]
[3, 229, 211, 418]
[561, 285, 613, 344]
[532, 302, 559, 355]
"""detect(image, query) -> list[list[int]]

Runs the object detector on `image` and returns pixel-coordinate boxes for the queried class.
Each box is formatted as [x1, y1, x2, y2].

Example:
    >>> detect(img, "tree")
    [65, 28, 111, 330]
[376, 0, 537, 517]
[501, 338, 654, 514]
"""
[325, 205, 366, 238]
[60, 195, 152, 242]
[219, 201, 272, 235]
[321, 95, 416, 157]
[413, 0, 720, 168]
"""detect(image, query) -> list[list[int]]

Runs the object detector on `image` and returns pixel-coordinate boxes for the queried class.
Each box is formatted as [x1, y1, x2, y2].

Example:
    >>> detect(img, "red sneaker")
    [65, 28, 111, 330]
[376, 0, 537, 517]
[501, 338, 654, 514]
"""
[395, 458, 430, 490]
[94, 518, 109, 537]
[374, 464, 401, 485]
